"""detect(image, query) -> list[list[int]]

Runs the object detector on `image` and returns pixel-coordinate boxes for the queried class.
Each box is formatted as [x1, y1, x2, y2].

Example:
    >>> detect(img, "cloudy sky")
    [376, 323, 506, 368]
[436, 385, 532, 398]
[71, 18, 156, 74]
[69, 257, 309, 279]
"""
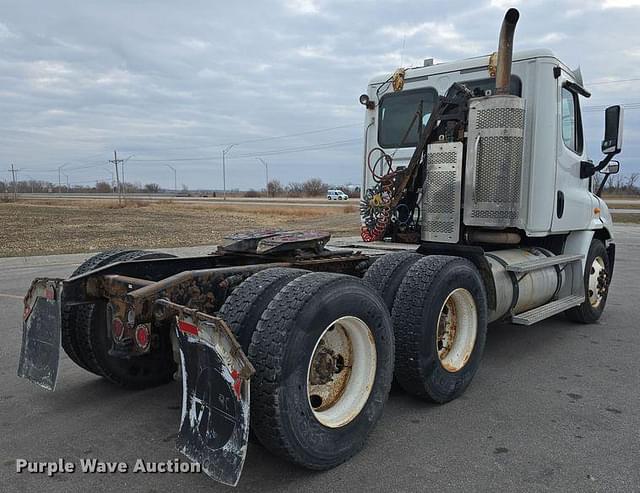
[1, 0, 639, 190]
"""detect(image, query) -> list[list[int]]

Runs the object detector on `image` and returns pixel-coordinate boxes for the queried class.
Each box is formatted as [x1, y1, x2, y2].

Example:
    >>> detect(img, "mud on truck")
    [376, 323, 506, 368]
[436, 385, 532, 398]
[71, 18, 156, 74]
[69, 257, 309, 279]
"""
[18, 9, 623, 486]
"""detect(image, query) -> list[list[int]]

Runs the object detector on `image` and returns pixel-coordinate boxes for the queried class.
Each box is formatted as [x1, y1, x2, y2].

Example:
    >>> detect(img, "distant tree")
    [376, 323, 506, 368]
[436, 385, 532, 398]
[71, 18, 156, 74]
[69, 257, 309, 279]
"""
[144, 183, 161, 193]
[302, 178, 327, 196]
[95, 181, 112, 193]
[267, 179, 284, 197]
[286, 182, 304, 197]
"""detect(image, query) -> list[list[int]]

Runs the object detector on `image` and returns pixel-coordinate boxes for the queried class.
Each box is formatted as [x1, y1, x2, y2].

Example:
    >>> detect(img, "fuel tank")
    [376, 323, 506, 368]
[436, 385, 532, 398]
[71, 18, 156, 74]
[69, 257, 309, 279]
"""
[486, 248, 565, 322]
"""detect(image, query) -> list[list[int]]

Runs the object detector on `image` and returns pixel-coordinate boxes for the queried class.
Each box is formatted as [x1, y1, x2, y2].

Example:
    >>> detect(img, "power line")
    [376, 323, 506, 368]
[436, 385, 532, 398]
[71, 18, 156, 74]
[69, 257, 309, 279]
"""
[130, 138, 362, 163]
[587, 78, 640, 86]
[119, 123, 363, 153]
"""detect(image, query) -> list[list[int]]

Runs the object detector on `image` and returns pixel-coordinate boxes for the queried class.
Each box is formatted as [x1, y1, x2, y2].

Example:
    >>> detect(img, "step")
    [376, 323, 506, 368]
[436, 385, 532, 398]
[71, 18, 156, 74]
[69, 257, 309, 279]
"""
[506, 254, 583, 273]
[511, 296, 585, 325]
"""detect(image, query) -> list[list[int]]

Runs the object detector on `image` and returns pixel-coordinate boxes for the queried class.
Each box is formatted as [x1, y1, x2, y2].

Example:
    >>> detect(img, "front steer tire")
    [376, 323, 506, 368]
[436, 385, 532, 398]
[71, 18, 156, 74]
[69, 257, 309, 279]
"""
[565, 239, 611, 324]
[249, 272, 394, 470]
[392, 255, 488, 403]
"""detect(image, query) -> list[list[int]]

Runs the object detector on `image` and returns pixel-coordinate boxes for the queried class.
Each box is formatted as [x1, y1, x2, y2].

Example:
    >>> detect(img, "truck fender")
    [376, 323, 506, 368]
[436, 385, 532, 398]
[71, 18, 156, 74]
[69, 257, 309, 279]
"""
[563, 230, 594, 275]
[560, 230, 595, 299]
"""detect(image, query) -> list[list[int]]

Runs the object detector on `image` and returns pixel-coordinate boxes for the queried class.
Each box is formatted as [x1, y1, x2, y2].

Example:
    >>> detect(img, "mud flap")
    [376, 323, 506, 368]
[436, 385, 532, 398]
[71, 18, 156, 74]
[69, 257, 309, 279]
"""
[17, 279, 63, 391]
[171, 307, 254, 487]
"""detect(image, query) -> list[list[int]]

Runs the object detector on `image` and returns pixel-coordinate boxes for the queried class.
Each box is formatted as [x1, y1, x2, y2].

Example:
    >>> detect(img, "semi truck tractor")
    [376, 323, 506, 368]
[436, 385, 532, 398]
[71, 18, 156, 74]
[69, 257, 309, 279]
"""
[17, 8, 623, 486]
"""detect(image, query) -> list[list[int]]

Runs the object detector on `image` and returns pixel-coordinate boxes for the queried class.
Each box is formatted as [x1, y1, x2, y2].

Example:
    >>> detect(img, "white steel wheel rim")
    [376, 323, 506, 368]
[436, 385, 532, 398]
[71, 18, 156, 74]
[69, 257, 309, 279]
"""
[306, 316, 377, 428]
[436, 288, 478, 373]
[588, 256, 607, 308]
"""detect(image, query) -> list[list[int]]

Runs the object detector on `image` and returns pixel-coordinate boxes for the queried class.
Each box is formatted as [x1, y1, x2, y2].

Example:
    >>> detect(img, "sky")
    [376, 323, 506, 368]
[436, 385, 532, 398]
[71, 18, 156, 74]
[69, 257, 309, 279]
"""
[1, 0, 639, 191]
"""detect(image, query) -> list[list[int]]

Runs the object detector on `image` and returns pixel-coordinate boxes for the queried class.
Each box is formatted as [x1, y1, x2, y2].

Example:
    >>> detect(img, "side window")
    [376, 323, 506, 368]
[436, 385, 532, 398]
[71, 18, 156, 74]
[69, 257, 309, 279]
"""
[561, 87, 583, 154]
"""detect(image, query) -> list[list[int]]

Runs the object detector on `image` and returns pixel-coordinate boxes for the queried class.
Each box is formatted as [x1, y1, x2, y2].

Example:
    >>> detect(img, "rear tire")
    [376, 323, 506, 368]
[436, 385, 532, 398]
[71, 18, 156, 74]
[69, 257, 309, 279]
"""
[249, 273, 394, 469]
[566, 239, 611, 323]
[218, 267, 308, 352]
[392, 256, 488, 403]
[61, 249, 141, 374]
[363, 251, 422, 310]
[82, 250, 178, 388]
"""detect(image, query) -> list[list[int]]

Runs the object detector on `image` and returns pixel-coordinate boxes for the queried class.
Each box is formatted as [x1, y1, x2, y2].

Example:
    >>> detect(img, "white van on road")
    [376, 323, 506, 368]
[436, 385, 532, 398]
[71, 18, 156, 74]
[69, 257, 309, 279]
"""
[327, 189, 349, 200]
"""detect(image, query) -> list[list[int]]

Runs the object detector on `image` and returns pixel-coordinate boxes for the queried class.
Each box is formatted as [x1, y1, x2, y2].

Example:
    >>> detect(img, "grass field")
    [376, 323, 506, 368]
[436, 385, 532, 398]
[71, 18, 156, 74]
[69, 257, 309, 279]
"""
[611, 213, 640, 224]
[0, 199, 360, 257]
[2, 198, 637, 258]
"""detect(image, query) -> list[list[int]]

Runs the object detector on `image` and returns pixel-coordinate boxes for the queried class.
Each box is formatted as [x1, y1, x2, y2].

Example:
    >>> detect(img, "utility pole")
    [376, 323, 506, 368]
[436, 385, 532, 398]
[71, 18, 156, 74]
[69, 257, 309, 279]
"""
[222, 144, 236, 201]
[109, 150, 124, 205]
[9, 163, 19, 202]
[164, 164, 177, 192]
[256, 158, 269, 195]
[58, 162, 70, 194]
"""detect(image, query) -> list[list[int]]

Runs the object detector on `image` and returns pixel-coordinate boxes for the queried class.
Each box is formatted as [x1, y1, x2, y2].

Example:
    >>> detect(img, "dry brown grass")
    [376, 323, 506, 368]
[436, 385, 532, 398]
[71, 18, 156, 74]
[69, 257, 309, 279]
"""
[608, 203, 640, 209]
[0, 199, 360, 257]
[611, 213, 640, 224]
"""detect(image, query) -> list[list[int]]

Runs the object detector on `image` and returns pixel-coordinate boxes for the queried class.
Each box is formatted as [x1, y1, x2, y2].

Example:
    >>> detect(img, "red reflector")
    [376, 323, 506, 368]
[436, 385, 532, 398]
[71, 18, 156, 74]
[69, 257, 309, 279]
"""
[44, 287, 55, 300]
[112, 318, 125, 341]
[135, 324, 150, 350]
[231, 369, 242, 400]
[178, 320, 198, 336]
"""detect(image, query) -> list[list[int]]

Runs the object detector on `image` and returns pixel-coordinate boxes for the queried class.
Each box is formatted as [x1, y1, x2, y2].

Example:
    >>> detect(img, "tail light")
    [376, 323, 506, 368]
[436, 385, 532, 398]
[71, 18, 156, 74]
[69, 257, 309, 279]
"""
[112, 318, 125, 341]
[134, 324, 150, 350]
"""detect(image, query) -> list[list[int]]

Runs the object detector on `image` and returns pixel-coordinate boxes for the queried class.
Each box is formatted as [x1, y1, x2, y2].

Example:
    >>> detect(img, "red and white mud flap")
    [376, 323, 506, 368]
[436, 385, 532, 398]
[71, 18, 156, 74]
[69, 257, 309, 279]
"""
[18, 278, 64, 391]
[172, 307, 255, 487]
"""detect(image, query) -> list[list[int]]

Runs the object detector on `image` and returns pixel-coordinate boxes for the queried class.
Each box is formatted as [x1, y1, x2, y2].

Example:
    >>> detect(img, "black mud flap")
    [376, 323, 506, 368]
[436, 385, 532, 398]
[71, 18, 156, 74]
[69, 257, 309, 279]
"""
[170, 304, 254, 487]
[17, 279, 63, 391]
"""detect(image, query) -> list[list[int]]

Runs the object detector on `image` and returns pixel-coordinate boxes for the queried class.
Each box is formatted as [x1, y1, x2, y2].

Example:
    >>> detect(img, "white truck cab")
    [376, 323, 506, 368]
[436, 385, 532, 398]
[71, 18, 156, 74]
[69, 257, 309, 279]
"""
[362, 49, 620, 240]
[358, 8, 623, 329]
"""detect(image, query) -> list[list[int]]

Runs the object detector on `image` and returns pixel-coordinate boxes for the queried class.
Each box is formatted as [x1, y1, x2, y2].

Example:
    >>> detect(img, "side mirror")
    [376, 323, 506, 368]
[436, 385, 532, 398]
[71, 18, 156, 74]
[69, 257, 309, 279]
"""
[602, 105, 624, 154]
[359, 94, 376, 110]
[600, 160, 620, 175]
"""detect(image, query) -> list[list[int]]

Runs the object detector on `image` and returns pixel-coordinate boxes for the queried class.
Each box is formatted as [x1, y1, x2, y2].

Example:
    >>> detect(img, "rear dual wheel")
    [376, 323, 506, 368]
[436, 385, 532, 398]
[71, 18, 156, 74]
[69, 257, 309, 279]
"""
[61, 250, 177, 388]
[365, 253, 488, 403]
[392, 256, 487, 402]
[242, 271, 394, 469]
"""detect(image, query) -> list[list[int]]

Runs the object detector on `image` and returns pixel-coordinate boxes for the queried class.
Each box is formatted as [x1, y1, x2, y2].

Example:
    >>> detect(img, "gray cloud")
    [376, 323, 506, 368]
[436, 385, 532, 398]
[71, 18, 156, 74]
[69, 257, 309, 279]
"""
[0, 0, 638, 190]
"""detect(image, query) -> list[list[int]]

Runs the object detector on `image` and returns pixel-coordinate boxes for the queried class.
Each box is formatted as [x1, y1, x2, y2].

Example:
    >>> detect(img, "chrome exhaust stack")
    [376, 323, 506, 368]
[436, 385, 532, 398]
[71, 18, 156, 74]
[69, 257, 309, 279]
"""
[495, 8, 520, 95]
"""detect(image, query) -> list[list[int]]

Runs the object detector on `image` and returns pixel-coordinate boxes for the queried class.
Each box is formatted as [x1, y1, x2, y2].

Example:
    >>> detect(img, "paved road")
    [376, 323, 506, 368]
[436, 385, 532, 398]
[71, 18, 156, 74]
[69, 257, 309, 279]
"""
[1, 230, 639, 492]
[11, 193, 640, 212]
[14, 193, 354, 208]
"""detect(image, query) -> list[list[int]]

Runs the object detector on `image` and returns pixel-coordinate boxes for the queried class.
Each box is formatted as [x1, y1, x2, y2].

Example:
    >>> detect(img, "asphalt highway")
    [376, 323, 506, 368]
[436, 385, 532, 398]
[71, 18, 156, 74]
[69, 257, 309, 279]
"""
[0, 230, 638, 492]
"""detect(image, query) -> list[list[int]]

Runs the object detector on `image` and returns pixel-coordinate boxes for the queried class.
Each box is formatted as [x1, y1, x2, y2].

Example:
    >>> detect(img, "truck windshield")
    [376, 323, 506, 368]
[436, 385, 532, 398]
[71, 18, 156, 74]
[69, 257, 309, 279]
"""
[378, 88, 438, 148]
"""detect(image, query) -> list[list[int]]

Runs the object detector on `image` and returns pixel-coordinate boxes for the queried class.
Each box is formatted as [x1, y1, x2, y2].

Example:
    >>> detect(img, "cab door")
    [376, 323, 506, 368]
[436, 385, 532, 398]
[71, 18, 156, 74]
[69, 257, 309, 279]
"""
[551, 79, 591, 232]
